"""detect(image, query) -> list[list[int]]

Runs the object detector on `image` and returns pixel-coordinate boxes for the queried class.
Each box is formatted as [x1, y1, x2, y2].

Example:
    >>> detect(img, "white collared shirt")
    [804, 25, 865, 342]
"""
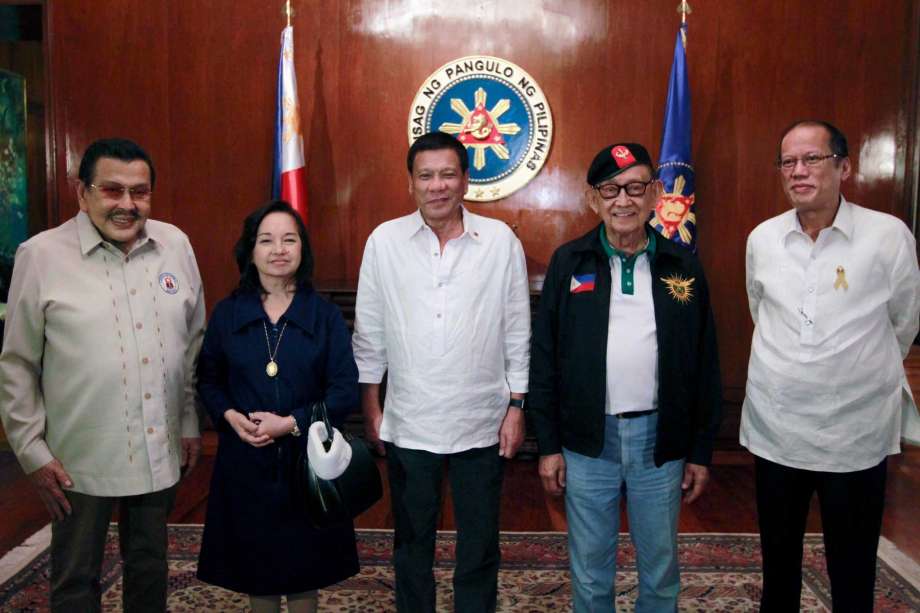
[606, 252, 659, 415]
[0, 212, 206, 495]
[352, 208, 530, 453]
[741, 197, 920, 472]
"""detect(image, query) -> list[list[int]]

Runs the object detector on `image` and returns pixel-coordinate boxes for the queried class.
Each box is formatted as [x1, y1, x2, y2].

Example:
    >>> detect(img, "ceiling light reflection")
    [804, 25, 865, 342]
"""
[350, 1, 606, 52]
[855, 132, 895, 187]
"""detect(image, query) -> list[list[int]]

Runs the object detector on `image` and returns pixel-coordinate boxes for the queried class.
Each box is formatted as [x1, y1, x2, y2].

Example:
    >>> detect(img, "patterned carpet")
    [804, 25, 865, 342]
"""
[1, 526, 919, 611]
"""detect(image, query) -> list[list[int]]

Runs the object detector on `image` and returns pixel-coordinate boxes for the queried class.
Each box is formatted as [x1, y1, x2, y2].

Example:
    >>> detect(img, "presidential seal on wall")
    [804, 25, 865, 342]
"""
[407, 55, 553, 202]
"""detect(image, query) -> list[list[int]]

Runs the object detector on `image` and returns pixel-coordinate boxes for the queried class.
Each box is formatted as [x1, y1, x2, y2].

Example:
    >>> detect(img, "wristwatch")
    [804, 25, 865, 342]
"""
[509, 397, 526, 411]
[290, 416, 302, 437]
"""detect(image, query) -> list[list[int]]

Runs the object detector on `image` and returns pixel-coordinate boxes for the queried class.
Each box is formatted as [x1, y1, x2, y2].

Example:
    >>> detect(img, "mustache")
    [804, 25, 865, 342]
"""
[107, 209, 141, 221]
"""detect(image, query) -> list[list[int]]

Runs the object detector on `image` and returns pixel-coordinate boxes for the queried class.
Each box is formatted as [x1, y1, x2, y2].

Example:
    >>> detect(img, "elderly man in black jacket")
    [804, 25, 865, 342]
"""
[529, 142, 722, 612]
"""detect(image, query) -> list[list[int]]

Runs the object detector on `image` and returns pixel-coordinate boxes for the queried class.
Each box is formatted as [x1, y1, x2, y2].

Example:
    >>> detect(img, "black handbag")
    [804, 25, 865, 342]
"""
[294, 401, 383, 529]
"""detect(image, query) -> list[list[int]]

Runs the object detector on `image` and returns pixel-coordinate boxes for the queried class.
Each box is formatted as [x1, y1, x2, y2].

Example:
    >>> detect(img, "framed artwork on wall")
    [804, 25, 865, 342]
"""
[0, 69, 27, 307]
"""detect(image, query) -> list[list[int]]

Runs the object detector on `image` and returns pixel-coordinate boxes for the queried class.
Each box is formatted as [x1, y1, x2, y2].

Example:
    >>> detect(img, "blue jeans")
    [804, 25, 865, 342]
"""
[564, 412, 684, 613]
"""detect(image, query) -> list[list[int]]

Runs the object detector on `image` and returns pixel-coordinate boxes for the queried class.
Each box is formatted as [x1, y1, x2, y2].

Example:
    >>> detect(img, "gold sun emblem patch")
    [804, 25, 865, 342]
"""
[660, 275, 695, 304]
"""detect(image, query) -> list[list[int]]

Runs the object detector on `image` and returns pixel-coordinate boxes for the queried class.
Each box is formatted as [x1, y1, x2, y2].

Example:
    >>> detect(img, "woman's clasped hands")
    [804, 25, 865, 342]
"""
[224, 409, 296, 447]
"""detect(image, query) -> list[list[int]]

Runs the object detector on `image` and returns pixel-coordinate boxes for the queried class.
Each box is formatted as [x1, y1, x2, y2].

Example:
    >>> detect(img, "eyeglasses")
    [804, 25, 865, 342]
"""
[89, 183, 153, 202]
[593, 178, 655, 199]
[775, 153, 842, 172]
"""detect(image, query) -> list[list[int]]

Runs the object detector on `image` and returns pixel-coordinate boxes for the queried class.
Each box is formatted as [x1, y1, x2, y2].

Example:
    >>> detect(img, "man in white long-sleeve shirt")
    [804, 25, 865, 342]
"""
[352, 131, 530, 613]
[742, 120, 920, 613]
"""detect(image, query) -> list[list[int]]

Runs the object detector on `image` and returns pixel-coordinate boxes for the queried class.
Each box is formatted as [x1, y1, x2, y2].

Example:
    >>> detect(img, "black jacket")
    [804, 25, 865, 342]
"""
[529, 224, 722, 467]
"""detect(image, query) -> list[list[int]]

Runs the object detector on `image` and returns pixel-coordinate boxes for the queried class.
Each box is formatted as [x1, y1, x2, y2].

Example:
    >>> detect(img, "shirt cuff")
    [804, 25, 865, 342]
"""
[357, 367, 386, 385]
[19, 439, 55, 475]
[506, 371, 529, 394]
[181, 407, 200, 438]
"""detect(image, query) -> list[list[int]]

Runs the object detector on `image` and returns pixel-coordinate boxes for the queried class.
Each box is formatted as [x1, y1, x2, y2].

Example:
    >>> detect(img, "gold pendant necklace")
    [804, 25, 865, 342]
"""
[262, 320, 288, 378]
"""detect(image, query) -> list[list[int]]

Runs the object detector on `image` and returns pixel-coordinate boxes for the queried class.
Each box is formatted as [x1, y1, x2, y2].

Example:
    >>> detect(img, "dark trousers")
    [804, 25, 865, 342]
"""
[385, 443, 504, 613]
[754, 456, 887, 613]
[50, 484, 178, 613]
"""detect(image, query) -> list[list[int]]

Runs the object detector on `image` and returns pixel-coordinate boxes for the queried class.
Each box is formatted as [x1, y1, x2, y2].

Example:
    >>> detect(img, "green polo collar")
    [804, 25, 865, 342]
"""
[599, 226, 657, 295]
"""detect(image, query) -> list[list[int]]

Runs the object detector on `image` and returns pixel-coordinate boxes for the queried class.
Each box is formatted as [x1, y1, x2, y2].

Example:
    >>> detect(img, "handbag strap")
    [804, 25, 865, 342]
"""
[310, 401, 334, 444]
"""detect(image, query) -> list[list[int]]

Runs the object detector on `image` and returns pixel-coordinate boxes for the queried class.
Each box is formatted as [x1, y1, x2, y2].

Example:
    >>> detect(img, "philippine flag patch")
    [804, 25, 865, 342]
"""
[570, 274, 596, 293]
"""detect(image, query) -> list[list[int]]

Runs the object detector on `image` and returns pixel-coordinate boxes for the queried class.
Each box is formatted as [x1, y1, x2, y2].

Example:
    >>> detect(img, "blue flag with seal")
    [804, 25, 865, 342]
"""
[650, 23, 696, 250]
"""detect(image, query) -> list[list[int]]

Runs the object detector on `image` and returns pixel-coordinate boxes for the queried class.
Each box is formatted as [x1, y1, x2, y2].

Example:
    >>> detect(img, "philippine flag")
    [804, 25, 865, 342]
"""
[570, 274, 596, 294]
[271, 25, 308, 223]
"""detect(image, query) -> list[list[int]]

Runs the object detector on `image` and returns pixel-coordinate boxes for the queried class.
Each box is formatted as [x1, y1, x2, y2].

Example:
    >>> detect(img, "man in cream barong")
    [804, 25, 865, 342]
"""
[0, 138, 205, 612]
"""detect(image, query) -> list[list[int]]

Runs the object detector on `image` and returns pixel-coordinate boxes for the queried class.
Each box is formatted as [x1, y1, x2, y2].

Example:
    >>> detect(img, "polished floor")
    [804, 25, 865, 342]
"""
[2, 446, 919, 565]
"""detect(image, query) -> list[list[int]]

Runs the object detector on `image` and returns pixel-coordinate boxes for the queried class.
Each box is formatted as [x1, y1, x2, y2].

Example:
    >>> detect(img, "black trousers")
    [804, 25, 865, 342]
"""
[385, 443, 504, 613]
[754, 455, 887, 613]
[50, 484, 178, 613]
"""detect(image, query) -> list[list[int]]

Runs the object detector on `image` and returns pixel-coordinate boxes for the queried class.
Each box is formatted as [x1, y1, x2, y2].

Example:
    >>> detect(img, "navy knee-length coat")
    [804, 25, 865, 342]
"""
[195, 287, 360, 596]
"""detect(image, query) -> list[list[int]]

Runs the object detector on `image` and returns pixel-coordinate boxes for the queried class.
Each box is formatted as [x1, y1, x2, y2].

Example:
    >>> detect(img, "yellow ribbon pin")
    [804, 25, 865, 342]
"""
[834, 266, 848, 291]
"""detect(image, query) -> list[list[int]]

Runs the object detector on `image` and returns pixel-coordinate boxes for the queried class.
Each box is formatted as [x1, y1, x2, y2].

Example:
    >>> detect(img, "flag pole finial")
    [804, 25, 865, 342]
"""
[677, 0, 691, 24]
[285, 0, 292, 27]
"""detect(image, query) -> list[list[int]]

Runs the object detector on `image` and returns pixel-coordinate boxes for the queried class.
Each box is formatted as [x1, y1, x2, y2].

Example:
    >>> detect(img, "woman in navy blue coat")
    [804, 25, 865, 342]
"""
[196, 201, 359, 613]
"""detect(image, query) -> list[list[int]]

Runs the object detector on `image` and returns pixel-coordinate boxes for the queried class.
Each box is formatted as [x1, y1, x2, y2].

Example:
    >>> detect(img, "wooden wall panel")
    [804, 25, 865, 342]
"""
[165, 1, 283, 302]
[42, 0, 920, 444]
[47, 0, 171, 219]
